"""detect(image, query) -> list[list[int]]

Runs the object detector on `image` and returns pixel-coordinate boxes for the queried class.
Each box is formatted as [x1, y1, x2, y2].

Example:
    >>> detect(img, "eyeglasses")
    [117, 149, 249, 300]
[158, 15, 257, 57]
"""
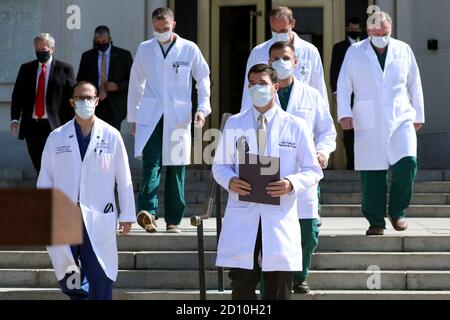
[73, 96, 97, 102]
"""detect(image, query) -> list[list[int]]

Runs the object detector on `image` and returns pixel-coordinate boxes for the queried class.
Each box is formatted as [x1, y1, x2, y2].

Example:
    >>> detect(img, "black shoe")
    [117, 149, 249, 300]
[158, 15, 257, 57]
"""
[293, 280, 310, 294]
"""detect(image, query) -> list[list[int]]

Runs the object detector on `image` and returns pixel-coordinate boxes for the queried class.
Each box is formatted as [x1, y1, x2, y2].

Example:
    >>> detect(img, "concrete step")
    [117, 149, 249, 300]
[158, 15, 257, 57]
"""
[7, 177, 450, 194]
[2, 251, 450, 271]
[2, 269, 450, 290]
[323, 170, 450, 182]
[147, 203, 450, 218]
[320, 181, 450, 194]
[320, 205, 450, 218]
[322, 193, 450, 205]
[8, 169, 450, 182]
[312, 252, 450, 271]
[2, 288, 450, 300]
[1, 234, 450, 253]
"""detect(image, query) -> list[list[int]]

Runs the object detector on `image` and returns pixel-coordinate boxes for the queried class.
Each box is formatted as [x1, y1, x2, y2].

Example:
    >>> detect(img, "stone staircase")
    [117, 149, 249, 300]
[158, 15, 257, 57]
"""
[1, 168, 450, 300]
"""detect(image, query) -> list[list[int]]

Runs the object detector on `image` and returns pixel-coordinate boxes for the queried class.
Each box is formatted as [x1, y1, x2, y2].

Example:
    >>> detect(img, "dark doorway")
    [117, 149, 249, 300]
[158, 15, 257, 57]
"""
[219, 5, 258, 117]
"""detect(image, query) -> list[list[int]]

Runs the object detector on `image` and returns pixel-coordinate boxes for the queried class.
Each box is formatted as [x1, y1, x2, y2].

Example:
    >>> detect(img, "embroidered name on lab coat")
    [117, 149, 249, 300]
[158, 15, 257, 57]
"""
[296, 105, 313, 112]
[56, 145, 72, 154]
[279, 141, 297, 149]
[94, 141, 112, 154]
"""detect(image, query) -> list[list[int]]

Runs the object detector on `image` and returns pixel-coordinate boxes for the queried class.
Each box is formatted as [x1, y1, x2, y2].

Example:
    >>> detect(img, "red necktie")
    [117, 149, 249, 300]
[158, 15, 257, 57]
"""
[35, 64, 46, 118]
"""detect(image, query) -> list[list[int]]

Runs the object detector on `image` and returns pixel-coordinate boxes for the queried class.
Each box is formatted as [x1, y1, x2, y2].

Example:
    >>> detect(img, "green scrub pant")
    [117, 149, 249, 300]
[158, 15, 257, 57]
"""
[360, 156, 417, 229]
[260, 219, 319, 298]
[137, 117, 186, 225]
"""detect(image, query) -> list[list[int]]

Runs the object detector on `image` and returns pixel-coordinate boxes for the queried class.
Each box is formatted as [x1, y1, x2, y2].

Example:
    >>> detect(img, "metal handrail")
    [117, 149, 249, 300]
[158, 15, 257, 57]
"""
[191, 113, 231, 300]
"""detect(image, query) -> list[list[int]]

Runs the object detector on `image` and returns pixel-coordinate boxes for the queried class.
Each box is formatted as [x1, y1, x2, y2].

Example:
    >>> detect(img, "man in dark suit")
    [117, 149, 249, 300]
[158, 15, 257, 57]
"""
[10, 33, 76, 173]
[77, 25, 133, 131]
[330, 17, 362, 170]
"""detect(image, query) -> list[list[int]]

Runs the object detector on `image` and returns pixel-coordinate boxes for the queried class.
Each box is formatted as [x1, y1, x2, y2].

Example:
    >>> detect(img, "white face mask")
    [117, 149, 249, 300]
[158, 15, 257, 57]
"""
[371, 35, 391, 49]
[271, 31, 290, 42]
[154, 30, 172, 43]
[249, 84, 274, 108]
[271, 58, 295, 80]
[75, 99, 96, 120]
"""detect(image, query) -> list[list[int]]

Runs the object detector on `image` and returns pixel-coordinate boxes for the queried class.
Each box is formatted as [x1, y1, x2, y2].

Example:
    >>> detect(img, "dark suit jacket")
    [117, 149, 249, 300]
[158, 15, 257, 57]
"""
[11, 59, 76, 140]
[330, 38, 352, 93]
[76, 45, 133, 124]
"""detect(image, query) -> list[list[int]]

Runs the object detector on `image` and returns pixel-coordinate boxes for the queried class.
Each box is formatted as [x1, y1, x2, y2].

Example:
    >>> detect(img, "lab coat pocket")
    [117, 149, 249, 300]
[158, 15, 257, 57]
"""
[352, 100, 376, 130]
[173, 99, 192, 126]
[175, 67, 191, 87]
[92, 153, 113, 173]
[136, 97, 157, 125]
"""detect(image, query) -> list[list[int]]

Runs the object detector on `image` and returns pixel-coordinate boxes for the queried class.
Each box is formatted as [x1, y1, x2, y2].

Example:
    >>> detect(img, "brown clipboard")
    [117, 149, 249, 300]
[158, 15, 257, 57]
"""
[238, 153, 281, 206]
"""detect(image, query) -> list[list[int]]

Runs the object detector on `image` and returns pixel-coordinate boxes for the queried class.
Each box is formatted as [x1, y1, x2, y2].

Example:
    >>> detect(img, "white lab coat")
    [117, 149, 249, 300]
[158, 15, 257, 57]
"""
[337, 38, 425, 170]
[241, 32, 328, 112]
[127, 34, 211, 165]
[37, 118, 136, 281]
[213, 106, 323, 271]
[276, 78, 336, 219]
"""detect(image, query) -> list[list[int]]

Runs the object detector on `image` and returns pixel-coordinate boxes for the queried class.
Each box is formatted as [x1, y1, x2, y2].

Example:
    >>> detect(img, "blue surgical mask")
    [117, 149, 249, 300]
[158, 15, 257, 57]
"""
[371, 35, 391, 49]
[75, 99, 96, 119]
[271, 58, 295, 80]
[249, 84, 274, 108]
[272, 31, 290, 42]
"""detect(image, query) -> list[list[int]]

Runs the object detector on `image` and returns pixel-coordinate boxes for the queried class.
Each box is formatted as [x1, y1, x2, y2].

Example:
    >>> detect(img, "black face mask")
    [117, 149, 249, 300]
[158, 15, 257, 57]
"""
[347, 31, 361, 40]
[36, 51, 51, 63]
[95, 42, 110, 52]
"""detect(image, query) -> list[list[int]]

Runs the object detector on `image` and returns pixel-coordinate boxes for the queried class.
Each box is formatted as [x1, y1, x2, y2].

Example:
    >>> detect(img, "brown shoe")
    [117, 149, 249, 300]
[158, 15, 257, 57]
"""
[391, 218, 408, 231]
[366, 226, 385, 236]
[137, 210, 158, 233]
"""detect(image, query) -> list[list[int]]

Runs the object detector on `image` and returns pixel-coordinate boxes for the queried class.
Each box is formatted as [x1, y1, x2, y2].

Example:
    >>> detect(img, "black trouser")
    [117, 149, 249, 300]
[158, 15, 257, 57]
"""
[96, 98, 123, 131]
[229, 220, 293, 300]
[25, 119, 52, 173]
[343, 129, 355, 170]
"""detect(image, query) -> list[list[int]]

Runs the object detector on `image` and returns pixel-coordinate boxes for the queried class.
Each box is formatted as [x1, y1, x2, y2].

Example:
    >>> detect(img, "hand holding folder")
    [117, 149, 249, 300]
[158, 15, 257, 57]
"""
[238, 153, 281, 205]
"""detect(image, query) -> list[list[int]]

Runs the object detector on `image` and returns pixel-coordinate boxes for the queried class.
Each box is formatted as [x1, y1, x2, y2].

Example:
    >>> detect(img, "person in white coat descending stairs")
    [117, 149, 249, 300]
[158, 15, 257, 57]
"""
[337, 11, 425, 236]
[38, 81, 136, 300]
[127, 7, 211, 234]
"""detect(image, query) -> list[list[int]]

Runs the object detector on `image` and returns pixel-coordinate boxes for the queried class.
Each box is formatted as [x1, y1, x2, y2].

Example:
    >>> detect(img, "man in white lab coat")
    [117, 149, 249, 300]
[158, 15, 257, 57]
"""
[337, 12, 425, 236]
[38, 81, 136, 300]
[128, 8, 211, 233]
[241, 6, 328, 112]
[213, 64, 323, 300]
[268, 41, 336, 294]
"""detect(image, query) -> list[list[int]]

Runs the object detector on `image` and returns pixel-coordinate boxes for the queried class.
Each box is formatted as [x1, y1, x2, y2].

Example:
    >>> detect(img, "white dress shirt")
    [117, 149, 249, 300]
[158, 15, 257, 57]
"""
[252, 104, 278, 155]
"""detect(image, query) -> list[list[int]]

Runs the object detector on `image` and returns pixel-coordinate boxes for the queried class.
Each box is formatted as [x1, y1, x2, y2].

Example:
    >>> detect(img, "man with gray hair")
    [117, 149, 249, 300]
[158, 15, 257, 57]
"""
[11, 33, 76, 173]
[337, 11, 425, 235]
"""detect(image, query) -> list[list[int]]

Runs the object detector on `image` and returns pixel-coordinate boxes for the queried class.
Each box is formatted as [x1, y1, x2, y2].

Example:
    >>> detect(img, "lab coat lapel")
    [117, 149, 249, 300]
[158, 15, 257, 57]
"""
[269, 107, 281, 157]
[383, 42, 395, 74]
[85, 119, 102, 161]
[152, 40, 165, 60]
[285, 78, 300, 114]
[66, 119, 82, 163]
[242, 109, 258, 155]
[364, 39, 384, 81]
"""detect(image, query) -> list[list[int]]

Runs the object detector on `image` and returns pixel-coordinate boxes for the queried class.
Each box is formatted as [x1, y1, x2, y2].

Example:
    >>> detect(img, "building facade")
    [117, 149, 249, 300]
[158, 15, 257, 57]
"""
[0, 0, 449, 169]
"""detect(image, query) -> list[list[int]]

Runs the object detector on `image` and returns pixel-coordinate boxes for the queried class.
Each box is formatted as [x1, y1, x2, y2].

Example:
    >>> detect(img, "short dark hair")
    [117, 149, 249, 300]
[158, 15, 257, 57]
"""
[72, 81, 98, 97]
[152, 7, 174, 20]
[269, 41, 296, 58]
[248, 64, 278, 84]
[94, 25, 111, 36]
[270, 6, 294, 22]
[346, 17, 361, 27]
